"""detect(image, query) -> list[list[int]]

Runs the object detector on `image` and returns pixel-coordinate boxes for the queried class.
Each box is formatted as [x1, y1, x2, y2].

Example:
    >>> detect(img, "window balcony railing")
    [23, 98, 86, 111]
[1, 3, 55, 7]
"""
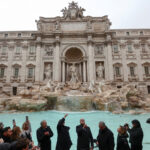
[143, 74, 150, 81]
[10, 76, 21, 82]
[128, 74, 139, 81]
[25, 76, 35, 82]
[114, 75, 123, 81]
[0, 76, 6, 82]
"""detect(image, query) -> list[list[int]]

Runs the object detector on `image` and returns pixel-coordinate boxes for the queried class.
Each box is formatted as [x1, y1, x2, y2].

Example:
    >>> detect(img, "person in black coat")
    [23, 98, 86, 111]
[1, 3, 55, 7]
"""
[76, 118, 93, 150]
[116, 126, 130, 150]
[2, 127, 13, 143]
[0, 122, 4, 138]
[56, 114, 72, 150]
[97, 122, 115, 150]
[37, 120, 53, 150]
[125, 120, 143, 150]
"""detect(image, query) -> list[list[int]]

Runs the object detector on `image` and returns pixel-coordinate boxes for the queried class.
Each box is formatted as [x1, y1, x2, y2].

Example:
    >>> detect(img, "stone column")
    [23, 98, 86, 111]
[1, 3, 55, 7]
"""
[7, 45, 14, 83]
[54, 36, 61, 81]
[106, 41, 114, 81]
[87, 35, 95, 82]
[35, 37, 42, 83]
[62, 61, 65, 82]
[21, 45, 27, 83]
[121, 44, 128, 82]
[136, 45, 143, 81]
[83, 61, 86, 82]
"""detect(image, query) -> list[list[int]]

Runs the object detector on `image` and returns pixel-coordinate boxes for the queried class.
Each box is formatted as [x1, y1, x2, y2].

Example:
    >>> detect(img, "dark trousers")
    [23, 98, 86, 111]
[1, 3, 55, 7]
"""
[131, 145, 142, 150]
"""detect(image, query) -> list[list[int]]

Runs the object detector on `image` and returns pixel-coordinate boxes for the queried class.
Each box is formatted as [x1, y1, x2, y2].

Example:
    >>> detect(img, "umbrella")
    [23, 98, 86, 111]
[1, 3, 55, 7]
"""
[146, 118, 150, 124]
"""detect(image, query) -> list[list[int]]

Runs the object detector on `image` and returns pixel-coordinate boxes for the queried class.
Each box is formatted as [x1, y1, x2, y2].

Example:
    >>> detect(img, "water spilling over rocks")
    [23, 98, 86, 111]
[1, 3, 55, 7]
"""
[0, 81, 150, 114]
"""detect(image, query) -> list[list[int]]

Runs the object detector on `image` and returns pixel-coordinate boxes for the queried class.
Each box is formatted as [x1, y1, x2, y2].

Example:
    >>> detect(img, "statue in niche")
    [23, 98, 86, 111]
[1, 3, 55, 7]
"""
[45, 47, 53, 56]
[44, 64, 52, 80]
[55, 20, 60, 30]
[96, 63, 104, 80]
[69, 63, 79, 83]
[87, 18, 92, 29]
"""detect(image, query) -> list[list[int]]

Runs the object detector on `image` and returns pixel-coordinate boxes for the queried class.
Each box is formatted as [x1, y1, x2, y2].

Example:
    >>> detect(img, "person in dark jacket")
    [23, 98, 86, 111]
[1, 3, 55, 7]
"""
[125, 120, 143, 150]
[0, 122, 4, 138]
[116, 126, 130, 150]
[37, 120, 53, 150]
[56, 114, 72, 150]
[2, 127, 13, 143]
[97, 122, 115, 150]
[76, 118, 93, 150]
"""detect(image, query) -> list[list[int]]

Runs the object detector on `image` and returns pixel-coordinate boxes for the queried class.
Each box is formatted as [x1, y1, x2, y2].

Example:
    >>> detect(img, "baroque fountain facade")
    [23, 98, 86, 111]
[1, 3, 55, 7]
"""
[0, 2, 150, 113]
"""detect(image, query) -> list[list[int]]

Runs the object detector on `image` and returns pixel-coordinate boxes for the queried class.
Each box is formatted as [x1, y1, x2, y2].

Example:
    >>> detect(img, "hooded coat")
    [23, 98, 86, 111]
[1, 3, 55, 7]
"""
[76, 124, 94, 150]
[128, 120, 143, 150]
[56, 118, 72, 150]
[37, 126, 53, 150]
[97, 127, 115, 150]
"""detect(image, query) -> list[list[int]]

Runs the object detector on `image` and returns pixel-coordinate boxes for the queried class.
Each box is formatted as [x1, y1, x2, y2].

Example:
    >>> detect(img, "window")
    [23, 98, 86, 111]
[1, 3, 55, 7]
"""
[29, 46, 35, 54]
[113, 45, 118, 53]
[2, 47, 7, 54]
[126, 32, 130, 36]
[16, 46, 21, 54]
[13, 87, 17, 95]
[28, 68, 34, 78]
[140, 31, 143, 35]
[141, 44, 146, 52]
[144, 66, 149, 75]
[0, 68, 5, 78]
[127, 44, 132, 53]
[147, 86, 150, 94]
[4, 33, 8, 38]
[115, 67, 120, 77]
[130, 66, 135, 76]
[14, 68, 19, 78]
[18, 33, 21, 37]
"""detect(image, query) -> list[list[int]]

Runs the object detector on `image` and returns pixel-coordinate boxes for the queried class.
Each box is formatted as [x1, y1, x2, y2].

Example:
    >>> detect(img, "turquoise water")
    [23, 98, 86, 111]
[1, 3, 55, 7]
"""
[0, 111, 150, 150]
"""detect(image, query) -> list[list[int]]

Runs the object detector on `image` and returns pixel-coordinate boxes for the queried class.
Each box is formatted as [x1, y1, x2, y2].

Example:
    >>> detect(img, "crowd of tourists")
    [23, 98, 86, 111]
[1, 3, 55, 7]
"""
[0, 114, 144, 150]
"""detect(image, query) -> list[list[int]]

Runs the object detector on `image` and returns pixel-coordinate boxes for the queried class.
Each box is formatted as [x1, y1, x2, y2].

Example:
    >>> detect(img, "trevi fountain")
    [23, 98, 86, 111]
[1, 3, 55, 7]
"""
[0, 1, 150, 150]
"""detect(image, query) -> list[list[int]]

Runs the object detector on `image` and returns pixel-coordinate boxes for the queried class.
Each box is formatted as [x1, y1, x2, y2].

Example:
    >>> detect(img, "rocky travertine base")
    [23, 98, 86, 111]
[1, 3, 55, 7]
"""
[0, 82, 150, 114]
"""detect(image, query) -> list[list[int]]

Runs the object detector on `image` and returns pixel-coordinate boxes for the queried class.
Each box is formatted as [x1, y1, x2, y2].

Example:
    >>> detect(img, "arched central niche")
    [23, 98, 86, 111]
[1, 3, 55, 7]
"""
[65, 48, 83, 62]
[61, 47, 87, 82]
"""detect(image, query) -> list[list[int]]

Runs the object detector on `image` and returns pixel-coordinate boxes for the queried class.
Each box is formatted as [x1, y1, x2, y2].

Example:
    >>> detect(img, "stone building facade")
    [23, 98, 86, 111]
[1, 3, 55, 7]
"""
[0, 2, 150, 95]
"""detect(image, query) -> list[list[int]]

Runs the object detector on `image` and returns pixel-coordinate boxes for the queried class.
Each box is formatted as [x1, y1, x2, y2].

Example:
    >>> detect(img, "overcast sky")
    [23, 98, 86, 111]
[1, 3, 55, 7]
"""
[0, 0, 150, 31]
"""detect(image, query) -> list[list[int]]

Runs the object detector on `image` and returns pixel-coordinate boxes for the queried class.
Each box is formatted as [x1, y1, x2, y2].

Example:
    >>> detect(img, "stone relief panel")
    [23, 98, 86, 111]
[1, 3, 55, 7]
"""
[44, 46, 54, 57]
[95, 61, 105, 81]
[44, 62, 53, 81]
[94, 45, 104, 57]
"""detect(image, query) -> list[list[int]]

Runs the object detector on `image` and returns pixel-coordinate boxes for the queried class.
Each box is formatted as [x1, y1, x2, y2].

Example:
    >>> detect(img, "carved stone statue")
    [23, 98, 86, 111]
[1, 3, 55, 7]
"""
[87, 18, 92, 29]
[97, 80, 104, 94]
[45, 46, 53, 56]
[36, 20, 42, 31]
[88, 80, 95, 94]
[96, 63, 104, 80]
[78, 7, 85, 18]
[44, 64, 52, 80]
[61, 7, 68, 19]
[55, 20, 60, 30]
[69, 64, 79, 83]
[61, 1, 85, 20]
